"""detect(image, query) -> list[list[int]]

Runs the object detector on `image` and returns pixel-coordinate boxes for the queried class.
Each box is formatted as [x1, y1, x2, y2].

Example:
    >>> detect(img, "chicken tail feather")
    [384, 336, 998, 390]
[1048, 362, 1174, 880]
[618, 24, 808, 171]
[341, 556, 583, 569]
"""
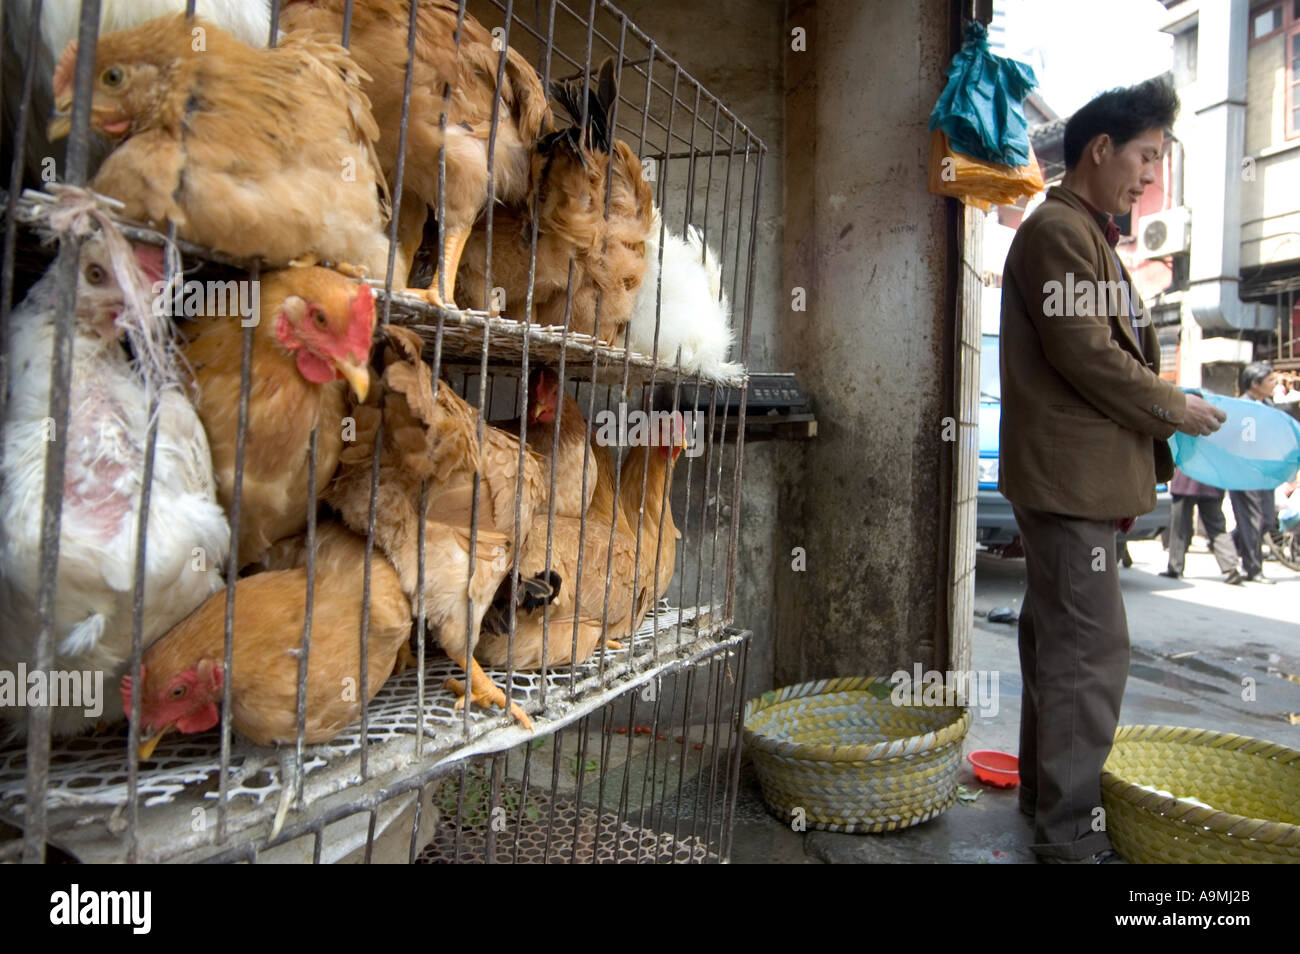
[519, 569, 562, 610]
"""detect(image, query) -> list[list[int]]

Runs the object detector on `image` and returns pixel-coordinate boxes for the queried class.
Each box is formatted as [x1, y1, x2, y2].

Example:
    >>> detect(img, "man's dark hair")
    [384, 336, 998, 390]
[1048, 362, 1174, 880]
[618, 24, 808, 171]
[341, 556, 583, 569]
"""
[1239, 361, 1274, 393]
[1063, 79, 1180, 169]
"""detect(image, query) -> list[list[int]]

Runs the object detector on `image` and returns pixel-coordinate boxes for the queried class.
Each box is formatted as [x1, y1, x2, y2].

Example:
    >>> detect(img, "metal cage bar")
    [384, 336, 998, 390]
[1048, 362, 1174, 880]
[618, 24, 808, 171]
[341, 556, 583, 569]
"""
[0, 0, 762, 864]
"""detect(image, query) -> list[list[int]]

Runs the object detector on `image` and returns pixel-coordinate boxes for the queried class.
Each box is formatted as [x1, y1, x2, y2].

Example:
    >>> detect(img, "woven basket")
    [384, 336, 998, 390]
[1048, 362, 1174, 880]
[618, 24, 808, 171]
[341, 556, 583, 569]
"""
[1102, 725, 1300, 863]
[743, 676, 971, 833]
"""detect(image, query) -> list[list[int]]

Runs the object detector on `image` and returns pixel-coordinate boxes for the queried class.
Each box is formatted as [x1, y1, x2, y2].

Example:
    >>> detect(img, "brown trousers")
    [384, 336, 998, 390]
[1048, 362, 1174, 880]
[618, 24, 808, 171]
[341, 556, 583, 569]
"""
[1012, 504, 1129, 860]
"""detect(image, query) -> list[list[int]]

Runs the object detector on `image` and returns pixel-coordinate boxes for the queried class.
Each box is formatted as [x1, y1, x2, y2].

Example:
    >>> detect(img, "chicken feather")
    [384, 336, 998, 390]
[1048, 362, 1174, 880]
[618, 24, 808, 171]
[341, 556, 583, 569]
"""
[457, 60, 654, 342]
[124, 520, 413, 754]
[280, 0, 552, 303]
[181, 267, 375, 569]
[0, 224, 228, 737]
[478, 440, 643, 669]
[3, 1, 274, 187]
[325, 325, 544, 728]
[49, 14, 392, 275]
[623, 207, 744, 382]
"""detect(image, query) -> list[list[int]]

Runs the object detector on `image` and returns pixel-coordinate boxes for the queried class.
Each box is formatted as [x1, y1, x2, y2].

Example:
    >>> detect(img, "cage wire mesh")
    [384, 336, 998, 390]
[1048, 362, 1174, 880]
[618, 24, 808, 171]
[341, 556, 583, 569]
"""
[0, 0, 763, 863]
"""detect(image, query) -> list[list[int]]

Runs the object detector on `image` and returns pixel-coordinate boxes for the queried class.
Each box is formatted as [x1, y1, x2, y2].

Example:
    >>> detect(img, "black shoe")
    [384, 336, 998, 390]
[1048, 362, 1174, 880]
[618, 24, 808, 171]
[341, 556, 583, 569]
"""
[1158, 569, 1179, 579]
[1038, 848, 1126, 864]
[1223, 569, 1244, 586]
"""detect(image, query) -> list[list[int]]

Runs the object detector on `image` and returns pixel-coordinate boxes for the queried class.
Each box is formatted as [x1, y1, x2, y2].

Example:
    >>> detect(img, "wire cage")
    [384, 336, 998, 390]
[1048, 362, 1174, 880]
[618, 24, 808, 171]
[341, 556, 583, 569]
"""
[0, 0, 764, 863]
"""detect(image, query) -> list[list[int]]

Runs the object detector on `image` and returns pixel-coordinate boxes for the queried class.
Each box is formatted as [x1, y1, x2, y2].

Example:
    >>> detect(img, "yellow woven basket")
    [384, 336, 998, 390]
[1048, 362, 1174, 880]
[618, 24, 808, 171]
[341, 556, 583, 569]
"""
[743, 676, 971, 833]
[1102, 725, 1300, 864]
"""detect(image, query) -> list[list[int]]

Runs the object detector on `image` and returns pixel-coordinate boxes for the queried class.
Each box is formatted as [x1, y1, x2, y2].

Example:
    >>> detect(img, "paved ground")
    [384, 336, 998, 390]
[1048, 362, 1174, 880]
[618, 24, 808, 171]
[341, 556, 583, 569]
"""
[728, 539, 1300, 864]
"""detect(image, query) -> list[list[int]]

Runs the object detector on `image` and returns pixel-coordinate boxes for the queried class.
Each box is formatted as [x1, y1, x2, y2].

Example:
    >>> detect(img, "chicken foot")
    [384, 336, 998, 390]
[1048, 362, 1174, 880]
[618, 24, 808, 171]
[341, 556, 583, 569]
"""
[271, 746, 303, 842]
[425, 227, 470, 310]
[286, 253, 370, 280]
[444, 653, 534, 731]
[395, 638, 418, 674]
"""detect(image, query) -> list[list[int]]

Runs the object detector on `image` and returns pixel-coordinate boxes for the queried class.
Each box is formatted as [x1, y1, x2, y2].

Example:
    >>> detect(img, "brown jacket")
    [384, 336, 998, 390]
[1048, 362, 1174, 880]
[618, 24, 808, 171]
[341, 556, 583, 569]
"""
[998, 185, 1186, 520]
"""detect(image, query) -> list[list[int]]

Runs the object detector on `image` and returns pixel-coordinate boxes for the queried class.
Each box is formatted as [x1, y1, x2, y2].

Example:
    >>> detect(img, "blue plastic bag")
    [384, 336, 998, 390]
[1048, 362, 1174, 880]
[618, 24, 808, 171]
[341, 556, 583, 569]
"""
[1168, 392, 1300, 491]
[928, 21, 1038, 168]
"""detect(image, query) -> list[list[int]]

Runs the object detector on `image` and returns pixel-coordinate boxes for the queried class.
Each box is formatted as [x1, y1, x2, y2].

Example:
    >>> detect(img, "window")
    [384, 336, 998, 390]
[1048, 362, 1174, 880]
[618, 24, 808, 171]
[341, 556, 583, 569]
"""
[1254, 4, 1283, 39]
[1254, 1, 1300, 137]
[1292, 28, 1300, 136]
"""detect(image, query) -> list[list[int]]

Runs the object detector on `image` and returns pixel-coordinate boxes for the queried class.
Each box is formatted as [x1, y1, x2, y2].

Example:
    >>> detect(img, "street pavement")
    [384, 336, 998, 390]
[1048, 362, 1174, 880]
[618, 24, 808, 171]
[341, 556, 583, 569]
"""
[728, 539, 1300, 864]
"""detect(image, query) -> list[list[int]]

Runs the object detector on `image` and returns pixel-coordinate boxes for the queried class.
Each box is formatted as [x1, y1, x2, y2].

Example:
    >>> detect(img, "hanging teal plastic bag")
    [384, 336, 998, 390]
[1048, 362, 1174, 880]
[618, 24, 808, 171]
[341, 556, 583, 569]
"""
[1168, 392, 1300, 491]
[928, 21, 1038, 168]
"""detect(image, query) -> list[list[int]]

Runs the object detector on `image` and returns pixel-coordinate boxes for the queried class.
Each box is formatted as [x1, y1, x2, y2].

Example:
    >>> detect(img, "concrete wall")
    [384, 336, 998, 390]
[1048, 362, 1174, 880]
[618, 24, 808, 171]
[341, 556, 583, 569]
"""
[1244, 32, 1284, 153]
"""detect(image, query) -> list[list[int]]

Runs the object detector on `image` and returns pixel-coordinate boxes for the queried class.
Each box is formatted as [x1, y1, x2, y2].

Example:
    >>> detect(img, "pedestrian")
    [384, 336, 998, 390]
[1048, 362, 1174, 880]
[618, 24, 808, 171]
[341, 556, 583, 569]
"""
[1229, 361, 1281, 583]
[999, 78, 1226, 864]
[1160, 468, 1241, 584]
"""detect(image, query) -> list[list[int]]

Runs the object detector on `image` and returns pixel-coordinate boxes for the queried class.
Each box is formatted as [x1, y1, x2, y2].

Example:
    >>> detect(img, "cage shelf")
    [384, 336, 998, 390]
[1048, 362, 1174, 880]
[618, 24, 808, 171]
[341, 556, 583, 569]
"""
[0, 604, 740, 863]
[5, 189, 747, 390]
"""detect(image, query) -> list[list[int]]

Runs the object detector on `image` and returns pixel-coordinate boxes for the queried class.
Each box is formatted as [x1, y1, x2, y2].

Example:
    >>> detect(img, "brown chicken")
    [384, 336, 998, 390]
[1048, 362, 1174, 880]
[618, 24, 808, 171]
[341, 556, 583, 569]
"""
[619, 420, 686, 619]
[457, 60, 654, 342]
[280, 0, 551, 304]
[182, 267, 374, 568]
[49, 13, 392, 275]
[122, 520, 413, 756]
[477, 437, 640, 669]
[497, 366, 597, 519]
[325, 325, 545, 729]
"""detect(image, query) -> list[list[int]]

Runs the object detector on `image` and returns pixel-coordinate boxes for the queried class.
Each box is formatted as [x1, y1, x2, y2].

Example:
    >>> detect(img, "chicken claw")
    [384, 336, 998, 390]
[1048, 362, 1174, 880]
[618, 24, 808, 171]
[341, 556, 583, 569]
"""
[271, 747, 303, 842]
[422, 285, 454, 309]
[602, 638, 624, 652]
[424, 228, 471, 310]
[332, 262, 370, 280]
[445, 654, 534, 731]
[395, 640, 418, 674]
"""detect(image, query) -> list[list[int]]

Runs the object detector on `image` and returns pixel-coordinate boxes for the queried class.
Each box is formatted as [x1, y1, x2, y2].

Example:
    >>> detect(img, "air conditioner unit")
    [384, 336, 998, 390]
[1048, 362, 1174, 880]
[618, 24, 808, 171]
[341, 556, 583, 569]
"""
[1138, 207, 1191, 259]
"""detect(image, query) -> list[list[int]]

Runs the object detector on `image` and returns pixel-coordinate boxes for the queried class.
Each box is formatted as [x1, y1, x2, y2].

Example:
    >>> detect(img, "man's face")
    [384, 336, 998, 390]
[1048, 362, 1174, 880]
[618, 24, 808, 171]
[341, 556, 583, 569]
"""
[1096, 127, 1164, 215]
[1249, 372, 1279, 399]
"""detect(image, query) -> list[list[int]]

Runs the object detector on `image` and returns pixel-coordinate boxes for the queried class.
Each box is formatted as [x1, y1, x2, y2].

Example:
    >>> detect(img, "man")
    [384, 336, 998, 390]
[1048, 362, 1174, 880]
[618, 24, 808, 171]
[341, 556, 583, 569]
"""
[1161, 468, 1241, 584]
[999, 79, 1225, 863]
[1229, 361, 1280, 583]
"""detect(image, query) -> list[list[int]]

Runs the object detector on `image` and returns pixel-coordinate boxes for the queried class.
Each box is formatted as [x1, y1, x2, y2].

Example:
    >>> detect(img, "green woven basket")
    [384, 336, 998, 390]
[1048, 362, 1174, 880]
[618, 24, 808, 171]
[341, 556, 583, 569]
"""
[743, 676, 971, 833]
[1102, 725, 1300, 864]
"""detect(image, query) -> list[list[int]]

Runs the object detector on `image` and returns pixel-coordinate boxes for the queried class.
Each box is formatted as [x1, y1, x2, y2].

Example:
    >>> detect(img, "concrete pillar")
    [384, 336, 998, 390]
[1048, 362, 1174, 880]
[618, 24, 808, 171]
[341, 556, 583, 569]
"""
[775, 0, 956, 683]
[1186, 0, 1272, 332]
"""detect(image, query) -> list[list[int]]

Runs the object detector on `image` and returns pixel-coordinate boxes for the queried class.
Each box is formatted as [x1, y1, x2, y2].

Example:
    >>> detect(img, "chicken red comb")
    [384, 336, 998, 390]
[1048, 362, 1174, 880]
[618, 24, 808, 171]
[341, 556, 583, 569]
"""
[530, 366, 560, 400]
[132, 244, 166, 286]
[119, 665, 146, 714]
[347, 283, 375, 360]
[53, 40, 79, 103]
[659, 412, 687, 460]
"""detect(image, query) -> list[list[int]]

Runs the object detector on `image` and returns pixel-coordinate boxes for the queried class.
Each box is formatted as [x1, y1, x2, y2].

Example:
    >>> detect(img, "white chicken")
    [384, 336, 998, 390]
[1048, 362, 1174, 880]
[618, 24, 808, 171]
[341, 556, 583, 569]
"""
[622, 208, 744, 382]
[0, 201, 230, 737]
[2, 1, 273, 183]
[40, 0, 273, 57]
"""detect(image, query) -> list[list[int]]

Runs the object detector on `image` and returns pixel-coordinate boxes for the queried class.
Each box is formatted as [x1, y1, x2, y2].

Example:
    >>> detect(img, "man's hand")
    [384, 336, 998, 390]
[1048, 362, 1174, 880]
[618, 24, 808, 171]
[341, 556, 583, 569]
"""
[1177, 394, 1227, 437]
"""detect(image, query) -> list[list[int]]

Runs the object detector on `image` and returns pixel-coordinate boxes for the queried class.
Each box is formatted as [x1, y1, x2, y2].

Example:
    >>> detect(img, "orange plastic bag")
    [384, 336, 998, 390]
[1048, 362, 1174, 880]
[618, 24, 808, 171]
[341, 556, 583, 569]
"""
[928, 129, 1045, 211]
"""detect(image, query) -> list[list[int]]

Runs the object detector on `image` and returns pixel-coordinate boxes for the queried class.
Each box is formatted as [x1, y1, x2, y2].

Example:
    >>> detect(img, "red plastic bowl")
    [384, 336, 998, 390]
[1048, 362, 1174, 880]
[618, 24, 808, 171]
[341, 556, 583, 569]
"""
[968, 750, 1019, 788]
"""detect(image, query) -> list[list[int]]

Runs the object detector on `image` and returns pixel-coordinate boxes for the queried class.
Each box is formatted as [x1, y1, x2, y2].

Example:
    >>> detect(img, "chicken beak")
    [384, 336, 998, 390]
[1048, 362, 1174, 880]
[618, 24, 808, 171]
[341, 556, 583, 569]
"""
[47, 109, 72, 141]
[335, 359, 370, 402]
[137, 729, 166, 762]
